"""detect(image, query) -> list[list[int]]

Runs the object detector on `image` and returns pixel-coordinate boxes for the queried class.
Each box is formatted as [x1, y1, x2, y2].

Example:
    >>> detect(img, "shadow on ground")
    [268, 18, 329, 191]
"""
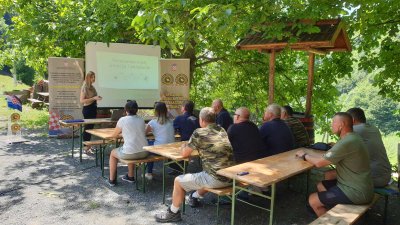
[0, 129, 399, 225]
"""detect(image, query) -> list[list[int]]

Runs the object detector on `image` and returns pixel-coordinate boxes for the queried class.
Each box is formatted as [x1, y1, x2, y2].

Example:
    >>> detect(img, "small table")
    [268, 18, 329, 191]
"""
[60, 118, 115, 162]
[143, 142, 199, 205]
[85, 128, 123, 177]
[217, 148, 324, 225]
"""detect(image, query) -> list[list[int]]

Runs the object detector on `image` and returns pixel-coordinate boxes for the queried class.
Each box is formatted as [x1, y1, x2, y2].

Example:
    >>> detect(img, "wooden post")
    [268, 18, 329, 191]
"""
[268, 49, 276, 104]
[305, 52, 315, 116]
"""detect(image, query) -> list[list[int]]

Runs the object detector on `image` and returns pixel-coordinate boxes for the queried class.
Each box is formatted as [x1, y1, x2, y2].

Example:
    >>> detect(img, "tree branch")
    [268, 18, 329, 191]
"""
[195, 56, 225, 67]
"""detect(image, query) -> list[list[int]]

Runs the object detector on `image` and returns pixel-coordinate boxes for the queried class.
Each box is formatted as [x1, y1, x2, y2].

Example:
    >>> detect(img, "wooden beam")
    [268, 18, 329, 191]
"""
[305, 52, 315, 116]
[307, 48, 326, 55]
[268, 49, 276, 104]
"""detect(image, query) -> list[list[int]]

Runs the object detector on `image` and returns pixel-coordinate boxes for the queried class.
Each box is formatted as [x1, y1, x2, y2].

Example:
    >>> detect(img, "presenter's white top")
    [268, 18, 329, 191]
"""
[116, 115, 148, 154]
[148, 119, 175, 145]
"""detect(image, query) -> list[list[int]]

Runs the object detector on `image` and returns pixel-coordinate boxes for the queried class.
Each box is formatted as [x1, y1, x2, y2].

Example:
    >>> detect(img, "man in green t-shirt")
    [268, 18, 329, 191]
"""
[296, 112, 374, 217]
[155, 107, 235, 223]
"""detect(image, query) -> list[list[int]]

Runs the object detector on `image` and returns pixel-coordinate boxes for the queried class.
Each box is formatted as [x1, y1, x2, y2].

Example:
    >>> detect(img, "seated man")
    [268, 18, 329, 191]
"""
[281, 105, 310, 148]
[108, 100, 149, 186]
[347, 107, 391, 187]
[173, 100, 200, 141]
[259, 103, 294, 156]
[155, 107, 235, 223]
[296, 112, 374, 217]
[227, 107, 265, 163]
[212, 99, 233, 131]
[169, 100, 200, 174]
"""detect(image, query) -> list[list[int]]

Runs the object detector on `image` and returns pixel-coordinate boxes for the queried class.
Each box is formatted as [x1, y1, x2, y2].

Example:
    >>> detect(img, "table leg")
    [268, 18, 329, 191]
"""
[101, 144, 105, 178]
[306, 171, 310, 202]
[79, 124, 83, 162]
[71, 126, 75, 158]
[269, 183, 276, 225]
[162, 159, 167, 204]
[182, 160, 187, 214]
[231, 178, 236, 225]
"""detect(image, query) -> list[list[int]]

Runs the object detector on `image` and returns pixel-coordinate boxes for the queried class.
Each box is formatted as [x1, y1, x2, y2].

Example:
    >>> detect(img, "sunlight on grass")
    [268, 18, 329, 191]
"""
[1, 75, 48, 130]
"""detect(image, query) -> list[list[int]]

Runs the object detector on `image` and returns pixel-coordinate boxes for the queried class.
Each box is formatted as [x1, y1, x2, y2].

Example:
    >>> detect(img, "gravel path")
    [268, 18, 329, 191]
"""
[0, 129, 398, 225]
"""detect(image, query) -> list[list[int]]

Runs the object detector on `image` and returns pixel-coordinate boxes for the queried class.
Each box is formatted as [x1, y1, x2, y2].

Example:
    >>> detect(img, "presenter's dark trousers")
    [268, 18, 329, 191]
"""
[82, 103, 97, 142]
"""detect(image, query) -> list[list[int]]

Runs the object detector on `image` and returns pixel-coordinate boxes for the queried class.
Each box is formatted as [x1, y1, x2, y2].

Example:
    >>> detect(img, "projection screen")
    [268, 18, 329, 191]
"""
[85, 42, 161, 108]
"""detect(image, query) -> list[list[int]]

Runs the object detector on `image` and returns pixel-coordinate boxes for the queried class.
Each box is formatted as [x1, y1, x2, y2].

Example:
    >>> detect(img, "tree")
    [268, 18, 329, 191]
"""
[338, 70, 400, 135]
[0, 0, 397, 134]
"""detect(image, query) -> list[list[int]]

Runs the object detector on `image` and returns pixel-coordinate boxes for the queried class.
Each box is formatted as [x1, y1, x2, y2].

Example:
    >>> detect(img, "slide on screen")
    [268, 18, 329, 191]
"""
[86, 42, 161, 108]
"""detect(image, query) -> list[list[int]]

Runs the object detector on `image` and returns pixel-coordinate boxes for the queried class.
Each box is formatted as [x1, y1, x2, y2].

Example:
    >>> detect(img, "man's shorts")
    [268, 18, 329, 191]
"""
[176, 171, 231, 192]
[116, 146, 149, 160]
[318, 179, 353, 207]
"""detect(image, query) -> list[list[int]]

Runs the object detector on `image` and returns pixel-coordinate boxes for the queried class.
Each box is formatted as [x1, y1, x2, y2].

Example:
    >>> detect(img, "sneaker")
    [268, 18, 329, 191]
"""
[121, 174, 135, 183]
[187, 191, 200, 208]
[155, 207, 182, 223]
[107, 179, 116, 187]
[145, 173, 153, 181]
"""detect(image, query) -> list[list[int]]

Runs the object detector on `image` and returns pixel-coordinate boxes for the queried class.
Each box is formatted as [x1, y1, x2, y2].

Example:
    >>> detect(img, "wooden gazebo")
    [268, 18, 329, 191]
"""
[236, 19, 352, 116]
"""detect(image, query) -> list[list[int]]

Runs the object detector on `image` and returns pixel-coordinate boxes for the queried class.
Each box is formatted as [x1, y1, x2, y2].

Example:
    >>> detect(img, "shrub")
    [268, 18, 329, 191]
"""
[15, 59, 35, 86]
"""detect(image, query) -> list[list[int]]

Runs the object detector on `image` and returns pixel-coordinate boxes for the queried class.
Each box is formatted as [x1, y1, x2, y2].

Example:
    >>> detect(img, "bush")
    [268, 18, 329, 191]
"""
[15, 59, 35, 86]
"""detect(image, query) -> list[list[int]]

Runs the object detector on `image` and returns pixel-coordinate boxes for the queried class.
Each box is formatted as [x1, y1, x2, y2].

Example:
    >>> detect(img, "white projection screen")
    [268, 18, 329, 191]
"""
[85, 42, 161, 108]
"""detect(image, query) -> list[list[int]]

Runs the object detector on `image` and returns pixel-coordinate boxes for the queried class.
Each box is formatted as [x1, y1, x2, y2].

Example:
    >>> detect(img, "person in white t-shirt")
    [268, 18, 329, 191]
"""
[145, 102, 175, 180]
[108, 100, 149, 186]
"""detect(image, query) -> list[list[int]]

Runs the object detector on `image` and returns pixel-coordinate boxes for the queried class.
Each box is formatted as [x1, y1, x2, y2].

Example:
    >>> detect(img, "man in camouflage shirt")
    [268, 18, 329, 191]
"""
[155, 107, 235, 223]
[281, 105, 310, 148]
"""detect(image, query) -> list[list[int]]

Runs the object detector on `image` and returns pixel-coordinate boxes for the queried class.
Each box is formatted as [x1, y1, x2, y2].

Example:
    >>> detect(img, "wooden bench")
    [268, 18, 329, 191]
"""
[119, 155, 167, 193]
[203, 182, 248, 220]
[28, 98, 44, 109]
[309, 194, 380, 225]
[82, 140, 110, 167]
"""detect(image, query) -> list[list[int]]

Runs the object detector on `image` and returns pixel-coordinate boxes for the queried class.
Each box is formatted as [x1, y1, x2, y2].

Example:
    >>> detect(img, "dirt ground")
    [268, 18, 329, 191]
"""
[0, 128, 399, 225]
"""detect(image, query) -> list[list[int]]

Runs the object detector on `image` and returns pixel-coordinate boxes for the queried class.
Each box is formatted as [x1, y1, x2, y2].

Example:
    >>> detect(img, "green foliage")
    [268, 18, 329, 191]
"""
[350, 0, 400, 100]
[15, 59, 35, 86]
[0, 0, 398, 133]
[338, 71, 400, 135]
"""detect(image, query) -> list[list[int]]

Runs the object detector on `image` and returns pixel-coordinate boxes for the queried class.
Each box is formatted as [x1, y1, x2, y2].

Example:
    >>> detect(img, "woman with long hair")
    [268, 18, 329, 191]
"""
[145, 102, 175, 180]
[80, 71, 102, 154]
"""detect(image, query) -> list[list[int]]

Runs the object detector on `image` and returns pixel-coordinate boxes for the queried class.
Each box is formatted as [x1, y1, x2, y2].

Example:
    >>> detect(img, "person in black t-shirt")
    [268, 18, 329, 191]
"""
[227, 107, 265, 163]
[259, 103, 295, 157]
[212, 99, 233, 131]
[173, 100, 200, 141]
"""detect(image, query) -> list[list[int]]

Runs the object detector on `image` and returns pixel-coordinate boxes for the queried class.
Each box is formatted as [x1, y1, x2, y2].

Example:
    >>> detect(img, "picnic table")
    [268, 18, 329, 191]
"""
[217, 148, 324, 225]
[60, 118, 115, 162]
[143, 142, 199, 204]
[85, 128, 124, 177]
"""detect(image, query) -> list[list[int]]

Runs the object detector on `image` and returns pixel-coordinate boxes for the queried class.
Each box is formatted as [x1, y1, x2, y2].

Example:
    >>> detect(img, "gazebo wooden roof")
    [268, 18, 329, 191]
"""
[236, 19, 352, 115]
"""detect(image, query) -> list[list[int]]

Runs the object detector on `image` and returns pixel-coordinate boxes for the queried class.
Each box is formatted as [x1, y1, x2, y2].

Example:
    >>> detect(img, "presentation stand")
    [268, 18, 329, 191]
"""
[160, 59, 190, 117]
[48, 57, 84, 137]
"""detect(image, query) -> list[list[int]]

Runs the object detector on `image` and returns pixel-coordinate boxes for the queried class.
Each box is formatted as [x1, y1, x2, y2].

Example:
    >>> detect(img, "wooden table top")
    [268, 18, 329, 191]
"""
[143, 141, 199, 161]
[85, 128, 119, 139]
[37, 92, 49, 97]
[217, 148, 325, 188]
[60, 118, 113, 126]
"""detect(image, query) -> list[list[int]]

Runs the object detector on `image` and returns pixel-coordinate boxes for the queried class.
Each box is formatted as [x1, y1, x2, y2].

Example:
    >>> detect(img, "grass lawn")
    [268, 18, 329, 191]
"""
[0, 74, 49, 130]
